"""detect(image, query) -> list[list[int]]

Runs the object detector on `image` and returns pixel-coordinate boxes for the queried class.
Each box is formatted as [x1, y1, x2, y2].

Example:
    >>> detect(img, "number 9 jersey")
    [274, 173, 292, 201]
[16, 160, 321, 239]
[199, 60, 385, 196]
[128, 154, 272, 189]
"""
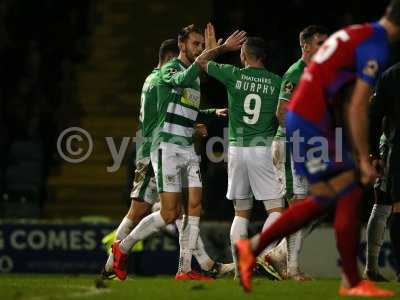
[207, 61, 283, 202]
[207, 61, 281, 147]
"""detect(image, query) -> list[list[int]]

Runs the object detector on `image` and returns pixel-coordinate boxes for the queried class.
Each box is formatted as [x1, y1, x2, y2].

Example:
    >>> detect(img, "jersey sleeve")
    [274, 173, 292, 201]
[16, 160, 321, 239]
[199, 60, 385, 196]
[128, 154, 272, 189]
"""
[278, 72, 297, 102]
[356, 41, 389, 87]
[207, 61, 236, 85]
[160, 60, 200, 87]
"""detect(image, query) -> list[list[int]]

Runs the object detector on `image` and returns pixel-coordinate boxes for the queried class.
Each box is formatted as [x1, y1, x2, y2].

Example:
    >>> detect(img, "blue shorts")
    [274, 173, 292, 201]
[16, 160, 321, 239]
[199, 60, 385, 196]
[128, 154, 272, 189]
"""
[285, 111, 355, 184]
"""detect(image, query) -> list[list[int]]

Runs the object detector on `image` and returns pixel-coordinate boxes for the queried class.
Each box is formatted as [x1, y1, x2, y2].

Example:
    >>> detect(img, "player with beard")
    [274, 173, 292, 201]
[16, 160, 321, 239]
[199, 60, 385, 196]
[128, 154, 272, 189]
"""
[112, 25, 238, 281]
[100, 38, 233, 280]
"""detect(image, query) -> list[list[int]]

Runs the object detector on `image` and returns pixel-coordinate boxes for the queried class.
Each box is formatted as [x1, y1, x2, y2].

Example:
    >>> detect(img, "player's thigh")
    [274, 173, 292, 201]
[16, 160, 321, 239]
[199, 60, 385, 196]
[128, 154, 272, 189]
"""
[159, 191, 182, 223]
[247, 146, 284, 201]
[291, 156, 309, 199]
[271, 139, 286, 191]
[152, 142, 182, 193]
[185, 148, 202, 189]
[226, 146, 252, 200]
[131, 157, 159, 205]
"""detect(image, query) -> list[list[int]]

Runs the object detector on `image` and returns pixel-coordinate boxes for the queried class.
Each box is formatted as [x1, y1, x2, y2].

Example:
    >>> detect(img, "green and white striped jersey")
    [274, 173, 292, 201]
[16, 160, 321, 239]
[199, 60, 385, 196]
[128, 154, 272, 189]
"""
[151, 58, 201, 150]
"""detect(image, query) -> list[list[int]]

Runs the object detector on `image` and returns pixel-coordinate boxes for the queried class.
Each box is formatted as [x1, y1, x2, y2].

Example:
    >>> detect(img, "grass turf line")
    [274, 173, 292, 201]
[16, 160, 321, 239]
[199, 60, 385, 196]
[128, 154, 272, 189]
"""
[0, 274, 399, 300]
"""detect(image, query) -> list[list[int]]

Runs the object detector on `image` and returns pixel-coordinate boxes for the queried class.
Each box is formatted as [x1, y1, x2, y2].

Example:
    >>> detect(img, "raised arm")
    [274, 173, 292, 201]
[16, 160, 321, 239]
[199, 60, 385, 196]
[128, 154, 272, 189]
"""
[196, 30, 247, 71]
[161, 62, 201, 87]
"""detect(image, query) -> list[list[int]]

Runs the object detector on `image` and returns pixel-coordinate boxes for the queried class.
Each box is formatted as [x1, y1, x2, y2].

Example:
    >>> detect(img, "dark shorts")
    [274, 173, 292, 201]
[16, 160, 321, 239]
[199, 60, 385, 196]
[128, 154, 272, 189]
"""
[285, 110, 355, 184]
[379, 142, 400, 204]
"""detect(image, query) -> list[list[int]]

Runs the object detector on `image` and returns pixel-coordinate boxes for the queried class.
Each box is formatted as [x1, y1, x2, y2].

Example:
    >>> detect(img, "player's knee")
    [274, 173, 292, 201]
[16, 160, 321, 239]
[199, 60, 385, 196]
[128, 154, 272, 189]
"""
[160, 207, 179, 224]
[127, 209, 147, 224]
[160, 211, 178, 224]
[263, 199, 284, 212]
[127, 199, 152, 222]
[233, 198, 253, 211]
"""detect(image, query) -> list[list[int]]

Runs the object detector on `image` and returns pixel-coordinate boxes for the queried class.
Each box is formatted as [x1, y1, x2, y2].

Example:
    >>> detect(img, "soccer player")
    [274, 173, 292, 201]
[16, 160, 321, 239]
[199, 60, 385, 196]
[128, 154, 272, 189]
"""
[112, 25, 236, 281]
[367, 61, 400, 282]
[197, 30, 285, 278]
[271, 25, 328, 281]
[364, 134, 391, 282]
[236, 0, 400, 296]
[103, 38, 232, 280]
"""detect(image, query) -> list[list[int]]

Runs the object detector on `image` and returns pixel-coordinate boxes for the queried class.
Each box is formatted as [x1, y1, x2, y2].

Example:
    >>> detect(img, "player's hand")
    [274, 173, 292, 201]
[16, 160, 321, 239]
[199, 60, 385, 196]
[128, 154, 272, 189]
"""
[195, 123, 208, 138]
[216, 108, 228, 117]
[222, 30, 247, 52]
[360, 158, 378, 185]
[204, 22, 223, 50]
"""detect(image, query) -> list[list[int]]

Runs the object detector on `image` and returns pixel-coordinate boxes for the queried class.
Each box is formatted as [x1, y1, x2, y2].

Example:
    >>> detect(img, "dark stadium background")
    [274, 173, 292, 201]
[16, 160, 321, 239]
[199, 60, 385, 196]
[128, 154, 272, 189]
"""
[1, 0, 397, 223]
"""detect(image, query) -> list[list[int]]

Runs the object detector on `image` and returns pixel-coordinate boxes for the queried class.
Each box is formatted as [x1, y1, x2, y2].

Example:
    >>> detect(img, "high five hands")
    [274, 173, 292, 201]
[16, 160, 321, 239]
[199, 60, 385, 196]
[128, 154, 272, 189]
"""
[204, 22, 247, 52]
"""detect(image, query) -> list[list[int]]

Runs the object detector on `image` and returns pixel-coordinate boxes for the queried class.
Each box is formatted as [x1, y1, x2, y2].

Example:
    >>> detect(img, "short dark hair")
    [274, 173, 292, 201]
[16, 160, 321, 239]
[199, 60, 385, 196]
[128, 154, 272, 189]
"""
[178, 24, 202, 43]
[299, 25, 329, 47]
[386, 0, 400, 26]
[159, 39, 179, 61]
[243, 37, 267, 62]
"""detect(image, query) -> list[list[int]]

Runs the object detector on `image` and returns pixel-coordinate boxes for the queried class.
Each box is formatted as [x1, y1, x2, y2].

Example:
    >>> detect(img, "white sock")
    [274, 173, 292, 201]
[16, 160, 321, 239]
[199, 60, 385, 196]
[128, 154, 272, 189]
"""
[105, 217, 134, 272]
[260, 211, 281, 254]
[366, 204, 391, 271]
[116, 217, 135, 240]
[119, 211, 166, 254]
[287, 229, 303, 273]
[230, 216, 249, 275]
[176, 218, 213, 271]
[177, 216, 189, 273]
[178, 216, 200, 273]
[193, 236, 214, 271]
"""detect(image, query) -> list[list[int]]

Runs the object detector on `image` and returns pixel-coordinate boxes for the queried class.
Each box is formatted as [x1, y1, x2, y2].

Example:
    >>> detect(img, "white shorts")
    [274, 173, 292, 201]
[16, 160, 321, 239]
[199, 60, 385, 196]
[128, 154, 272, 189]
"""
[226, 146, 284, 201]
[271, 139, 309, 199]
[151, 142, 202, 193]
[130, 157, 159, 205]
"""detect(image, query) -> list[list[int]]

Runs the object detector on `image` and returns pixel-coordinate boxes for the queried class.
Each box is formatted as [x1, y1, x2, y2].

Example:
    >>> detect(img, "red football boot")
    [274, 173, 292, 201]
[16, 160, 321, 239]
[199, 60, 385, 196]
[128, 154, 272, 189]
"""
[111, 240, 128, 280]
[339, 280, 395, 297]
[175, 270, 214, 281]
[235, 239, 256, 293]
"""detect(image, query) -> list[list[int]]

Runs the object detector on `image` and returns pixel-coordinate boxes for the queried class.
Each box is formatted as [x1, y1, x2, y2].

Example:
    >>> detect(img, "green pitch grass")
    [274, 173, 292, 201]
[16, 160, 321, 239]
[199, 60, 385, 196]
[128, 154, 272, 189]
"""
[0, 274, 399, 300]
